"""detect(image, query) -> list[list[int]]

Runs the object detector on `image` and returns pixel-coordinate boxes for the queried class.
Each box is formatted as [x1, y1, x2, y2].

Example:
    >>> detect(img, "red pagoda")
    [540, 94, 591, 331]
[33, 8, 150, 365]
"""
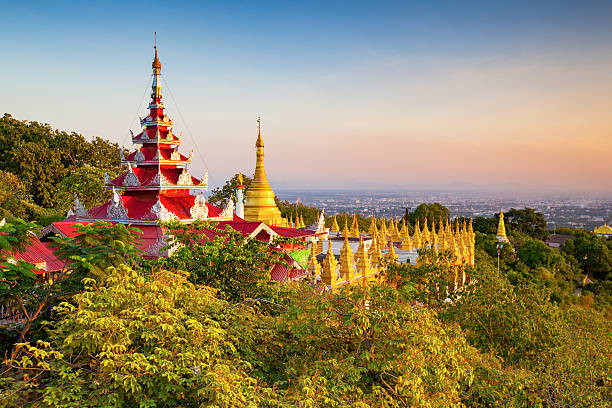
[39, 44, 318, 280]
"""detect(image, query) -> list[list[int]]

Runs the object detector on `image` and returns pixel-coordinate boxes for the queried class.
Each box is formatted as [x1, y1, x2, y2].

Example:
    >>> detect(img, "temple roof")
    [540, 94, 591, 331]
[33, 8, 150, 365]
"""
[107, 167, 203, 189]
[594, 223, 612, 235]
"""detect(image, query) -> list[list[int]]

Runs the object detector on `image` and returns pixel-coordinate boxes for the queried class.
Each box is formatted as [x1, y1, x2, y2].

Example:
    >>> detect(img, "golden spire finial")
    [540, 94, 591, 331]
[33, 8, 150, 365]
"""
[152, 32, 161, 71]
[237, 172, 244, 186]
[256, 115, 264, 147]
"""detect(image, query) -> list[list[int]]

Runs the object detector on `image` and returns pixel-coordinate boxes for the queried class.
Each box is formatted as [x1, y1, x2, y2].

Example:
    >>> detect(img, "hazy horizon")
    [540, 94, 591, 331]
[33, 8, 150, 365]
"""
[3, 1, 612, 193]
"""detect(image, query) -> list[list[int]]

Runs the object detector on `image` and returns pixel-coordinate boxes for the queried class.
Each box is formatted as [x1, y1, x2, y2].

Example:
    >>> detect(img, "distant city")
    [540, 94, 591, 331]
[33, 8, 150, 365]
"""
[276, 190, 612, 231]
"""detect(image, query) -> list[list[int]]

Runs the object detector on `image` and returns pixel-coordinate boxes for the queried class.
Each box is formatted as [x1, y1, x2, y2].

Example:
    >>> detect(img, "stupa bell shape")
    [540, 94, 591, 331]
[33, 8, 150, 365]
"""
[321, 240, 338, 286]
[496, 210, 509, 242]
[244, 117, 283, 225]
[330, 216, 340, 233]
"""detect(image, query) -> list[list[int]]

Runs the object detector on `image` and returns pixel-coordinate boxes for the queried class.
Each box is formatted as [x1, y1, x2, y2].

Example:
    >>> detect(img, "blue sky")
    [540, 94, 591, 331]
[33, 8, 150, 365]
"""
[2, 1, 612, 192]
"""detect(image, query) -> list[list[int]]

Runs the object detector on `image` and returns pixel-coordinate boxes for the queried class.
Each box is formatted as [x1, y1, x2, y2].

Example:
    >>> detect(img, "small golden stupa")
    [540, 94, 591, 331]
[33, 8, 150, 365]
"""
[244, 116, 284, 225]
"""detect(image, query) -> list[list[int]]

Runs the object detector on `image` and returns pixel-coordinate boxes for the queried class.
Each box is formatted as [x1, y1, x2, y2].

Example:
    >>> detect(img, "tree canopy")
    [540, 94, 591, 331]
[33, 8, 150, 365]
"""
[0, 114, 124, 216]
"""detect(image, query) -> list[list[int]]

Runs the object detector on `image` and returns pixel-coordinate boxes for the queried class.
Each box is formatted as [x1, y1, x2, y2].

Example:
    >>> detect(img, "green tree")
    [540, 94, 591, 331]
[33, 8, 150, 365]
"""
[0, 114, 124, 208]
[505, 207, 548, 241]
[0, 221, 142, 360]
[405, 203, 450, 228]
[153, 220, 284, 302]
[0, 170, 43, 220]
[534, 307, 611, 407]
[441, 265, 560, 366]
[208, 173, 253, 207]
[3, 267, 276, 407]
[54, 166, 117, 213]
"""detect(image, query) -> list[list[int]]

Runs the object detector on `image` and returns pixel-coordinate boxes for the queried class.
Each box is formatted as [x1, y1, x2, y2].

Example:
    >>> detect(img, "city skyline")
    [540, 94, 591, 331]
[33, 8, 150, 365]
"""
[2, 1, 612, 192]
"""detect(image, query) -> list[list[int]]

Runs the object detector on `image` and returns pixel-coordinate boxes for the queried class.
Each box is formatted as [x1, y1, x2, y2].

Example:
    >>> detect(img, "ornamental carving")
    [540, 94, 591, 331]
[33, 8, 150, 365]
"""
[190, 194, 208, 220]
[134, 150, 146, 162]
[316, 210, 326, 234]
[177, 168, 193, 186]
[147, 197, 178, 222]
[141, 130, 149, 140]
[123, 167, 141, 187]
[107, 188, 129, 220]
[170, 149, 181, 161]
[200, 169, 209, 187]
[73, 196, 89, 219]
[104, 172, 111, 185]
[146, 235, 169, 257]
[219, 197, 234, 219]
[150, 169, 171, 186]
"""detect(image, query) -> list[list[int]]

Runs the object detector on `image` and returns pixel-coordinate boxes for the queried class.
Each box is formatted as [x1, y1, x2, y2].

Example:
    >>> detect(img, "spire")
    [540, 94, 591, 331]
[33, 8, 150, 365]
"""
[339, 234, 356, 283]
[330, 215, 340, 233]
[256, 115, 264, 148]
[243, 115, 283, 224]
[321, 240, 338, 286]
[351, 214, 360, 238]
[496, 210, 509, 242]
[355, 236, 372, 282]
[386, 241, 398, 264]
[152, 32, 161, 72]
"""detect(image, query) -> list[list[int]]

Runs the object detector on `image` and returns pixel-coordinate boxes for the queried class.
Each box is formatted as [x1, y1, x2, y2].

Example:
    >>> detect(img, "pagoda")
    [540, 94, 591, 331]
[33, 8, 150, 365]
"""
[39, 41, 318, 278]
[243, 117, 284, 225]
[73, 44, 237, 226]
[496, 210, 510, 243]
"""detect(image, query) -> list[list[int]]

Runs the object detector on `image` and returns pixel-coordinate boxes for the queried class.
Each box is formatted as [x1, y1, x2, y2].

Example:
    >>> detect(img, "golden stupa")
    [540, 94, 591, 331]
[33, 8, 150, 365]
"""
[244, 117, 283, 225]
[496, 210, 509, 242]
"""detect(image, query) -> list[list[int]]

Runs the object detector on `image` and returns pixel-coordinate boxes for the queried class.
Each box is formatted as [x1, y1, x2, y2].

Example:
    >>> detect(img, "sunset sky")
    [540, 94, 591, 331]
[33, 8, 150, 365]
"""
[2, 1, 612, 192]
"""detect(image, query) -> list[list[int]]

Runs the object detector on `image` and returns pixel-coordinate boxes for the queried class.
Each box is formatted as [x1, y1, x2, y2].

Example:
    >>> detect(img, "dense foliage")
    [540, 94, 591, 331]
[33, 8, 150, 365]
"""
[1, 214, 610, 406]
[1, 166, 611, 406]
[0, 114, 124, 221]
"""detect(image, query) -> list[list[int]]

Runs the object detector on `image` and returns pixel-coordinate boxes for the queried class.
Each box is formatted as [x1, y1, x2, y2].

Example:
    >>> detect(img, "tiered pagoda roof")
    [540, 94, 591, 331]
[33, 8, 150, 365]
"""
[68, 45, 237, 226]
[52, 42, 318, 264]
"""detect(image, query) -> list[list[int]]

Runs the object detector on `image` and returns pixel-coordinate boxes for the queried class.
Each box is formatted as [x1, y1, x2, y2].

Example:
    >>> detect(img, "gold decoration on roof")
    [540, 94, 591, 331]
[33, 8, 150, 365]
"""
[401, 224, 412, 251]
[594, 223, 612, 235]
[321, 240, 338, 286]
[330, 216, 340, 233]
[339, 235, 356, 283]
[386, 241, 398, 264]
[351, 214, 360, 238]
[355, 236, 372, 282]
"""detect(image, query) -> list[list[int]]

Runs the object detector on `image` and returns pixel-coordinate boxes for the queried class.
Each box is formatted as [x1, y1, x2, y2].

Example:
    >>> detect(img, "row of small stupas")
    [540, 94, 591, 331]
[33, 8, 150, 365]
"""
[38, 45, 320, 281]
[310, 215, 476, 290]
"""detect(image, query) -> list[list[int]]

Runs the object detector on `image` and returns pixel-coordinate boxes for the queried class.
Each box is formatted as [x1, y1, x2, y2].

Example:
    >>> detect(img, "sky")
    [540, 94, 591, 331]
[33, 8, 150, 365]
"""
[2, 1, 612, 193]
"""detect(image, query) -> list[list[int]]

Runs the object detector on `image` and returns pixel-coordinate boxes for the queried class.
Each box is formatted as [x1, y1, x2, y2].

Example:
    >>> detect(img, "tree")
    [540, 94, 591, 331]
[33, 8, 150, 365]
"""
[208, 173, 253, 207]
[505, 208, 548, 241]
[0, 221, 142, 360]
[472, 216, 497, 235]
[152, 220, 284, 302]
[0, 114, 124, 208]
[405, 203, 450, 228]
[53, 166, 117, 213]
[2, 267, 277, 407]
[534, 307, 611, 407]
[0, 170, 43, 221]
[441, 265, 560, 366]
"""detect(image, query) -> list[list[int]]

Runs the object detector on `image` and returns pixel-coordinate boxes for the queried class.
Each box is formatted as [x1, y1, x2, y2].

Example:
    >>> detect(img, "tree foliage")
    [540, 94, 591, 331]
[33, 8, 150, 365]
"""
[208, 173, 253, 207]
[0, 114, 124, 210]
[504, 207, 548, 241]
[405, 203, 450, 227]
[152, 220, 284, 303]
